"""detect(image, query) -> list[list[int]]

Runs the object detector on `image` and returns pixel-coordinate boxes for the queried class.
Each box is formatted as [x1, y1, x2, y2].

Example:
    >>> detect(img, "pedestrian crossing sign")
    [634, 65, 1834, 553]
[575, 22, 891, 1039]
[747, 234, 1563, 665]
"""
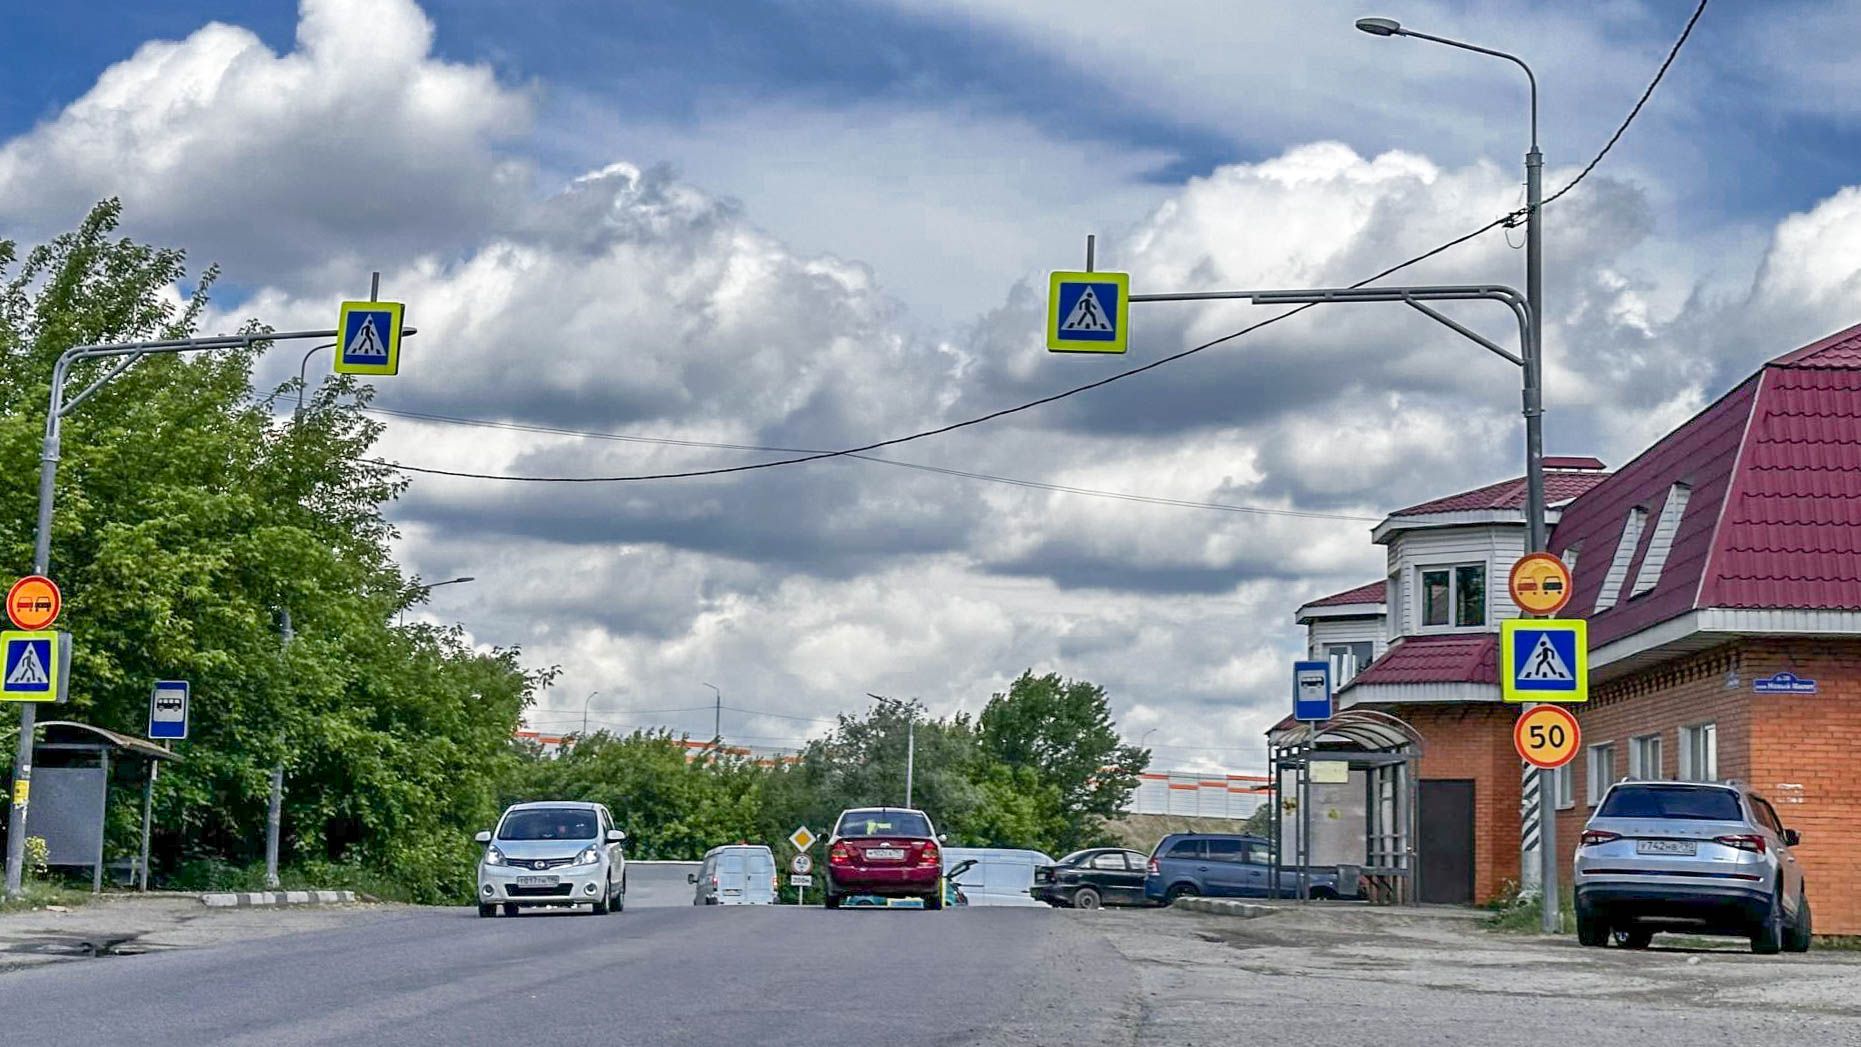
[0, 630, 60, 702]
[1501, 618, 1588, 703]
[1047, 271, 1129, 353]
[334, 300, 405, 376]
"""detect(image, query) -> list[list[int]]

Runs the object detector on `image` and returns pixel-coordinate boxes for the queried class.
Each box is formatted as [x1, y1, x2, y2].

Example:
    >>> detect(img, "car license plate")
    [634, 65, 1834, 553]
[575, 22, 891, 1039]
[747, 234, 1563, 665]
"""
[1636, 839, 1697, 856]
[866, 848, 904, 860]
[516, 875, 559, 886]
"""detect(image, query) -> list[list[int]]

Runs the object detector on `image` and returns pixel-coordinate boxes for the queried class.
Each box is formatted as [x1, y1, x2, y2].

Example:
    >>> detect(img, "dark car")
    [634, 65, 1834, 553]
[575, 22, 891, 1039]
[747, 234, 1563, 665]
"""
[1143, 832, 1349, 903]
[1031, 848, 1151, 909]
[823, 806, 944, 910]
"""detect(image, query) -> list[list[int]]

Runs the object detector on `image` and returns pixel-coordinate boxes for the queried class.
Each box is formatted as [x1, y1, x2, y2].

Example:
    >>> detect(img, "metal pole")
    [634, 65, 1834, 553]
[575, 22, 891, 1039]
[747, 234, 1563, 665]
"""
[582, 690, 601, 737]
[1525, 141, 1560, 935]
[904, 718, 915, 809]
[703, 683, 721, 745]
[266, 607, 292, 890]
[138, 758, 158, 891]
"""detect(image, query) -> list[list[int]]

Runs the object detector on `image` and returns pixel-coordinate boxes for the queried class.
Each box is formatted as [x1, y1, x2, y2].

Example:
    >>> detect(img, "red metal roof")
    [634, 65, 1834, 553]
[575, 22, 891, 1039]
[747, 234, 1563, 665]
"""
[1300, 580, 1386, 609]
[1345, 634, 1498, 687]
[1390, 469, 1613, 516]
[1550, 321, 1861, 647]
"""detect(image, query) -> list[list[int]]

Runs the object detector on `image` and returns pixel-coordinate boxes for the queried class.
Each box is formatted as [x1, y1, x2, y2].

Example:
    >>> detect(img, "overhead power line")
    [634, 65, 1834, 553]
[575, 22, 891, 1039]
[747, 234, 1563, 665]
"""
[353, 405, 1379, 522]
[357, 4, 1706, 485]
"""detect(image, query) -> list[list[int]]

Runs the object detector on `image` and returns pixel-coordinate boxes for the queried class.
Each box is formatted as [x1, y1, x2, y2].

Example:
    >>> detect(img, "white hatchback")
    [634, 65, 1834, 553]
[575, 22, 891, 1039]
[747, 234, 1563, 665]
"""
[476, 801, 627, 917]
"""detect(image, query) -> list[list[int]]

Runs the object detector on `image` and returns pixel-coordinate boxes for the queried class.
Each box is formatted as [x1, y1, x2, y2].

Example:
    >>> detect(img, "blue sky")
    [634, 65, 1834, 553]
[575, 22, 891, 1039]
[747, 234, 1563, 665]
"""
[7, 0, 1861, 761]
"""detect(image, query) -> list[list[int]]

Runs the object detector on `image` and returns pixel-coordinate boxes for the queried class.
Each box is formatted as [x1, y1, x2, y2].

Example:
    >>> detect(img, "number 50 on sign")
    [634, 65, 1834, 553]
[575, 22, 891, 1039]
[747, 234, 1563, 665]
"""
[1514, 705, 1580, 770]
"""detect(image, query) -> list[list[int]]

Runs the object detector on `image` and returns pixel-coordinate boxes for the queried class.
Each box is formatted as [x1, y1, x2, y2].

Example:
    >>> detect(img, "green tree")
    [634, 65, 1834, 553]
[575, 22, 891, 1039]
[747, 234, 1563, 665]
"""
[976, 671, 1147, 850]
[0, 201, 544, 901]
[506, 731, 765, 860]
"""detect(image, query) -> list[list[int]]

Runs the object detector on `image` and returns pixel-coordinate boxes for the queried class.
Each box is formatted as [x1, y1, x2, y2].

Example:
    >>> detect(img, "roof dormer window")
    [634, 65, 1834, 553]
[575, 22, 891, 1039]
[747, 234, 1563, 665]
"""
[1595, 507, 1647, 612]
[1629, 484, 1691, 597]
[1419, 563, 1486, 629]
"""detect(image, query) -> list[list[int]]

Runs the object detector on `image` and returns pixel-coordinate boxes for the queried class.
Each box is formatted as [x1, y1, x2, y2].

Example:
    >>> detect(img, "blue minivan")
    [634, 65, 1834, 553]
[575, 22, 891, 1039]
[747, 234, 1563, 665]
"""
[1143, 832, 1347, 903]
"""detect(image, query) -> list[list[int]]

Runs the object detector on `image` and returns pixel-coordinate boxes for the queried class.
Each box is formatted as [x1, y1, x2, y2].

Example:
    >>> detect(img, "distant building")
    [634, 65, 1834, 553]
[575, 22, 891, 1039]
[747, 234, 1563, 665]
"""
[514, 729, 798, 767]
[1127, 770, 1269, 820]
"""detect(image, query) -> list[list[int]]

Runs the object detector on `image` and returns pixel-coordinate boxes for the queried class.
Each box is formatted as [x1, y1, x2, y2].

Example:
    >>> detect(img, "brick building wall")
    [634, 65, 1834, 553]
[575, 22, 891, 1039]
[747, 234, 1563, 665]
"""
[1551, 638, 1861, 935]
[1389, 703, 1522, 904]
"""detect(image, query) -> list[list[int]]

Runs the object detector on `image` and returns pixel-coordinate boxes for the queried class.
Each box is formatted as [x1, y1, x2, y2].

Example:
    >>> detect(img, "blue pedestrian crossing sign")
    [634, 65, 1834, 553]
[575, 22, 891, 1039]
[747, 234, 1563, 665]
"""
[1047, 271, 1130, 354]
[335, 300, 405, 376]
[1501, 618, 1588, 703]
[0, 630, 61, 703]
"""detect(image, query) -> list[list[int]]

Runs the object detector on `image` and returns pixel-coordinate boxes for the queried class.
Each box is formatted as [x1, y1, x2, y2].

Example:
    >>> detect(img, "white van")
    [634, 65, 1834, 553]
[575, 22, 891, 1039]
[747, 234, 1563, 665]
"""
[941, 847, 1055, 907]
[691, 844, 778, 905]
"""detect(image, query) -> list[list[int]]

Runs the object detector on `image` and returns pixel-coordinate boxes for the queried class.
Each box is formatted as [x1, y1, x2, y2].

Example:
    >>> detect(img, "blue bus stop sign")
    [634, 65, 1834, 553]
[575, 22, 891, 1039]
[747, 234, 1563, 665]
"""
[1293, 660, 1333, 722]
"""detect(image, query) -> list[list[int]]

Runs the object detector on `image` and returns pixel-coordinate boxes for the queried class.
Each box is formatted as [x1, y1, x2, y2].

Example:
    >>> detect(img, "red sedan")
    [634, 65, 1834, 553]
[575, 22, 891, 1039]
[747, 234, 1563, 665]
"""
[823, 806, 944, 909]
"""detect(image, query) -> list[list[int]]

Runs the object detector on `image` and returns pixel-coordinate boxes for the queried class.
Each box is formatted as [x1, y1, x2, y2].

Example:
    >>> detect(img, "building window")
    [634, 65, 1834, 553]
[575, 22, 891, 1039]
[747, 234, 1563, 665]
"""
[1554, 764, 1574, 810]
[1420, 564, 1486, 629]
[1595, 507, 1647, 612]
[1629, 734, 1662, 779]
[1680, 723, 1717, 781]
[1587, 743, 1616, 806]
[1630, 484, 1691, 597]
[1325, 642, 1374, 684]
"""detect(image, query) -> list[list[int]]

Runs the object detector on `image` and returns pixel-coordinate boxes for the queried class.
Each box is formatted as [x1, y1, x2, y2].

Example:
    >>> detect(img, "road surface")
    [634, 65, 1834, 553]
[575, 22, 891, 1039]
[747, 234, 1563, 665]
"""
[0, 894, 1855, 1045]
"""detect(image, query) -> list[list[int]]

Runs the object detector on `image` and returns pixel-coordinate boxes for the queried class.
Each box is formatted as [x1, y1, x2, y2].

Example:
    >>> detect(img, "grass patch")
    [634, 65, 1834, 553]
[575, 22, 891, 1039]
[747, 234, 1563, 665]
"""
[1482, 880, 1573, 935]
[0, 881, 91, 914]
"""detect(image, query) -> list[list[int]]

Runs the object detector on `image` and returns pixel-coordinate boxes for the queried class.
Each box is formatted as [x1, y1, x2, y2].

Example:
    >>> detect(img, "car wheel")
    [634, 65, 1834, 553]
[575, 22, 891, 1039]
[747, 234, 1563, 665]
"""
[1575, 903, 1609, 947]
[502, 903, 520, 917]
[591, 891, 610, 916]
[1751, 887, 1785, 955]
[1784, 889, 1812, 953]
[613, 882, 625, 913]
[1164, 883, 1197, 905]
[1072, 887, 1102, 910]
[824, 892, 842, 910]
[477, 903, 497, 918]
[1311, 887, 1338, 901]
[1613, 926, 1654, 949]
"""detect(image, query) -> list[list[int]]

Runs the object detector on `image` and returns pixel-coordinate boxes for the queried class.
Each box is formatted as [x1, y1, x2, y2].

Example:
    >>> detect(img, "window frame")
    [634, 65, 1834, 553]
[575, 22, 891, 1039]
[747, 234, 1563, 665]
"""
[1679, 722, 1718, 782]
[1587, 743, 1616, 807]
[1204, 838, 1246, 864]
[1416, 562, 1487, 632]
[1089, 852, 1127, 871]
[1628, 733, 1663, 780]
[1554, 764, 1575, 810]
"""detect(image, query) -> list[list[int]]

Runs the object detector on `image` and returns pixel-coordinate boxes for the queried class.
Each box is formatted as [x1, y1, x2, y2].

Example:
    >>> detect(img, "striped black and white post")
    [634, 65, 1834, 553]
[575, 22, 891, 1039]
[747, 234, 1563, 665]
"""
[1519, 763, 1543, 895]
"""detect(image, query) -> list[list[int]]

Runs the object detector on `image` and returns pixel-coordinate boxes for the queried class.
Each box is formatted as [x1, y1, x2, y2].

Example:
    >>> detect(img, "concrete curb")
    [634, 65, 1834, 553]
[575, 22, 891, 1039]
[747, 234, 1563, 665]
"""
[199, 890, 357, 909]
[1172, 898, 1277, 919]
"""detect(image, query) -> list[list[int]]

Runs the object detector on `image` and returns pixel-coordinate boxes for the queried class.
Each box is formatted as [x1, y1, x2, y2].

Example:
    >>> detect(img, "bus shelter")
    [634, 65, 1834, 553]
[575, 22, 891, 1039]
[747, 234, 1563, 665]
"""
[1267, 709, 1422, 904]
[25, 721, 179, 891]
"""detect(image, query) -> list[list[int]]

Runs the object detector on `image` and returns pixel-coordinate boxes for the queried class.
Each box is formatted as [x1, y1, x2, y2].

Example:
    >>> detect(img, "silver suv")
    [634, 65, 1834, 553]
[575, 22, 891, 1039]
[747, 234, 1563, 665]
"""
[1574, 780, 1809, 953]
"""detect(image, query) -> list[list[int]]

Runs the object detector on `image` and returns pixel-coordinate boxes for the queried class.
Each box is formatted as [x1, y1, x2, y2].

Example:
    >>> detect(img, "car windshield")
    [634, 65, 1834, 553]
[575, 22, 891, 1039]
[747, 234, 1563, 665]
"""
[1598, 785, 1743, 821]
[498, 808, 599, 841]
[835, 809, 931, 838]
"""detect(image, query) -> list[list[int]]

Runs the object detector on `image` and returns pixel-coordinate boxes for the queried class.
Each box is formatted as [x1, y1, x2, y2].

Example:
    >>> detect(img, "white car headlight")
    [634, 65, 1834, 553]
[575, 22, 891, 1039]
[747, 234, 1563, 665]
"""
[484, 846, 507, 867]
[571, 846, 601, 867]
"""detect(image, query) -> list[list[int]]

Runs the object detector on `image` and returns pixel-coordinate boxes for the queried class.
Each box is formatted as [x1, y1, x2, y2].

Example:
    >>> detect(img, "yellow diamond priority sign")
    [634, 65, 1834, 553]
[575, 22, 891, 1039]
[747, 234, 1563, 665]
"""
[788, 826, 816, 852]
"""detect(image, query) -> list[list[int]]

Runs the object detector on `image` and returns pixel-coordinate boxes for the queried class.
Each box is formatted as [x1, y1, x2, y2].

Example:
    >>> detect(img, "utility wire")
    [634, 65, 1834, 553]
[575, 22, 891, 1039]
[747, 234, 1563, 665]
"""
[1542, 0, 1708, 207]
[357, 4, 1705, 485]
[355, 405, 1379, 522]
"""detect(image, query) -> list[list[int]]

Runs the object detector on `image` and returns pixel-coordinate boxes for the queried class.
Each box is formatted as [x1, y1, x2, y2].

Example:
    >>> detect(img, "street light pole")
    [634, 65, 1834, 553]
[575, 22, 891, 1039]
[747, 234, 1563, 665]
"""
[581, 690, 601, 738]
[1357, 14, 1556, 933]
[702, 683, 721, 746]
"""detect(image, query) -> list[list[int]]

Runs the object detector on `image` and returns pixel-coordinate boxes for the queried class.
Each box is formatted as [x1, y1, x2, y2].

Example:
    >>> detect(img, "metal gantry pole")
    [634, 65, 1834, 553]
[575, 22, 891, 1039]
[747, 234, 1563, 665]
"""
[904, 717, 915, 809]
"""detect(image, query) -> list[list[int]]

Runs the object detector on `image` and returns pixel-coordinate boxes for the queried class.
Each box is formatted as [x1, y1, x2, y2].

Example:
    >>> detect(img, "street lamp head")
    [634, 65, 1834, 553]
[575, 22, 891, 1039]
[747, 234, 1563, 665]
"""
[1355, 16, 1403, 36]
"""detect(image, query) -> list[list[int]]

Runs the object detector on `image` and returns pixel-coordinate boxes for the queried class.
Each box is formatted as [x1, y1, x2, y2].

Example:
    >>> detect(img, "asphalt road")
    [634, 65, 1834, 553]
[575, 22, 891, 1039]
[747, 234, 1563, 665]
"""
[3, 888, 1857, 1046]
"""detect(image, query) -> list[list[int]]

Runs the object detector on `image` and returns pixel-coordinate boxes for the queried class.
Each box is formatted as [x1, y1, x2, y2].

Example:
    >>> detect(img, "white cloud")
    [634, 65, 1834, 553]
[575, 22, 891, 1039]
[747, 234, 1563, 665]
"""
[0, 0, 533, 283]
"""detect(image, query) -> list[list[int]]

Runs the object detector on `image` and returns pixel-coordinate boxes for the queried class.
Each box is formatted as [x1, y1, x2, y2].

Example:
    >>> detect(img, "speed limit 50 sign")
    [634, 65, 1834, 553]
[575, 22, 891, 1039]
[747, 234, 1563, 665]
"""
[1514, 705, 1581, 770]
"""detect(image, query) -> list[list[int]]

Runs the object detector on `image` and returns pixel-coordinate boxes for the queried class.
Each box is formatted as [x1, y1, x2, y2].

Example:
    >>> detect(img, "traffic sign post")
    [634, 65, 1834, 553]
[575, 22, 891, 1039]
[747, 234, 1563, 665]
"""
[1292, 660, 1333, 722]
[1047, 271, 1130, 353]
[148, 680, 190, 740]
[5, 576, 60, 631]
[1514, 705, 1580, 770]
[791, 852, 813, 875]
[788, 826, 816, 905]
[788, 826, 816, 853]
[1508, 553, 1572, 616]
[1501, 619, 1589, 703]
